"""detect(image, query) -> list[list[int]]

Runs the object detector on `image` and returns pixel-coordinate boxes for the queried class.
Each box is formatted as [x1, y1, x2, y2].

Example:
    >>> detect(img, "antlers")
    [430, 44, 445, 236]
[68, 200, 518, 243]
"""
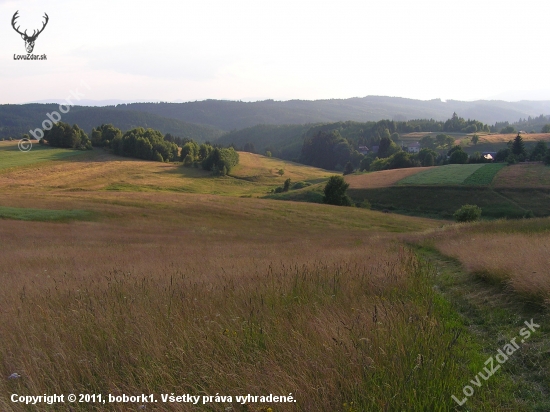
[11, 11, 25, 36]
[11, 11, 49, 39]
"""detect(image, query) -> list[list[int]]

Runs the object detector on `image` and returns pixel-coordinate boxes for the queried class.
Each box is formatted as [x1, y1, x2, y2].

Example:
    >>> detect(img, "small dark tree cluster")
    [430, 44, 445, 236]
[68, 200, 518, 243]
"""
[44, 122, 91, 150]
[323, 176, 352, 206]
[201, 147, 239, 175]
[274, 178, 291, 193]
[91, 124, 122, 148]
[111, 127, 179, 162]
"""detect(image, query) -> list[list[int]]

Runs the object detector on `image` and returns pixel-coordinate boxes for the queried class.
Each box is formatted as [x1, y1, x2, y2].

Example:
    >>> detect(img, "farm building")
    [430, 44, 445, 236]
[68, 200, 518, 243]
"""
[405, 142, 421, 153]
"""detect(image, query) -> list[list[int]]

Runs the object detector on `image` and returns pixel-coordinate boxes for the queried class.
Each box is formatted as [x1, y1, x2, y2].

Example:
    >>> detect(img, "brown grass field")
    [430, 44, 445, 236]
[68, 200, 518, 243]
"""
[478, 133, 550, 144]
[492, 163, 550, 188]
[344, 168, 430, 189]
[1, 144, 549, 411]
[407, 219, 550, 304]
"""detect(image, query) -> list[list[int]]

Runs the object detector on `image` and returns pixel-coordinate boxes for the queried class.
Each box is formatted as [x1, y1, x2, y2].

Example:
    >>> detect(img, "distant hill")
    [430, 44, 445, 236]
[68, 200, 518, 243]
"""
[4, 97, 550, 144]
[112, 97, 550, 131]
[216, 124, 313, 160]
[0, 104, 224, 142]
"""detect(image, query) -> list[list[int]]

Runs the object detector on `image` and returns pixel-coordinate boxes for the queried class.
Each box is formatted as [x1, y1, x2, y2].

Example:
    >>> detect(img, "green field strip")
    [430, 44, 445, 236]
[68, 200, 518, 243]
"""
[0, 206, 94, 222]
[0, 144, 85, 171]
[462, 163, 506, 185]
[396, 164, 485, 185]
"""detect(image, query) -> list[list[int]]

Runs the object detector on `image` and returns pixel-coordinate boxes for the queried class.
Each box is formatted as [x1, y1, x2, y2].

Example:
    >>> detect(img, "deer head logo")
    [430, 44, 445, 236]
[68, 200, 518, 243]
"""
[11, 11, 49, 54]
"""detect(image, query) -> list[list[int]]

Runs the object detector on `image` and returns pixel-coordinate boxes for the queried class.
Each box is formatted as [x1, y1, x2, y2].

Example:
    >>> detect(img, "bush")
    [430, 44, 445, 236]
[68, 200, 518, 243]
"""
[356, 199, 371, 209]
[454, 204, 482, 222]
[292, 181, 311, 190]
[343, 161, 354, 175]
[449, 149, 468, 164]
[283, 178, 291, 192]
[323, 176, 352, 206]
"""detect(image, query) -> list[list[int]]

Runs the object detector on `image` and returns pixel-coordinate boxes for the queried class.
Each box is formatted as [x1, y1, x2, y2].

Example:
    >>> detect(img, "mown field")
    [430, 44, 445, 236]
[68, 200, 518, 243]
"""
[1, 143, 550, 411]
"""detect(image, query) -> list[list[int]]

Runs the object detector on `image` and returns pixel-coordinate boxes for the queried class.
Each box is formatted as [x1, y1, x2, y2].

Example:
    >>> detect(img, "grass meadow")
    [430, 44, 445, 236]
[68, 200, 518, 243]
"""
[1, 144, 549, 410]
[397, 164, 486, 185]
[0, 140, 86, 171]
[410, 218, 550, 305]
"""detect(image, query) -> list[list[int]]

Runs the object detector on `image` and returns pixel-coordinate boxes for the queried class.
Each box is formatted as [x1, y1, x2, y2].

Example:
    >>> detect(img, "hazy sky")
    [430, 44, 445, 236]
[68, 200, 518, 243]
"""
[1, 0, 549, 104]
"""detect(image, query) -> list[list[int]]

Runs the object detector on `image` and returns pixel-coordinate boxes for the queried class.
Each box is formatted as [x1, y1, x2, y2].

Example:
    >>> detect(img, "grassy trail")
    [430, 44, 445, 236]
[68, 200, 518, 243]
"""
[415, 246, 550, 411]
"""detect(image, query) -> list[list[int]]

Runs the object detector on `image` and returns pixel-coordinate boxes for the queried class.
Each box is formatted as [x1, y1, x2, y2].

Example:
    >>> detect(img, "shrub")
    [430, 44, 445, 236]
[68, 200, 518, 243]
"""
[454, 204, 482, 222]
[291, 181, 311, 190]
[323, 176, 352, 206]
[356, 199, 371, 209]
[343, 161, 354, 175]
[449, 149, 468, 164]
[283, 178, 291, 192]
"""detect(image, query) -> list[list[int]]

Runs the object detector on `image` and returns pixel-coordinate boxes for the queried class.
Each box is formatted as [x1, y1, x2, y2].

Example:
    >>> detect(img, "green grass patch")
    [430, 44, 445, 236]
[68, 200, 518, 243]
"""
[398, 164, 485, 185]
[0, 206, 94, 222]
[0, 142, 85, 171]
[462, 163, 506, 185]
[349, 186, 527, 219]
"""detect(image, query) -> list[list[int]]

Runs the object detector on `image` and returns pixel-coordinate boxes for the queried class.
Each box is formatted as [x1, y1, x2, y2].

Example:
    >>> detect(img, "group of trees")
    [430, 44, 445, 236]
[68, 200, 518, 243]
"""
[300, 130, 362, 170]
[493, 115, 550, 134]
[43, 122, 92, 150]
[180, 139, 239, 175]
[494, 134, 550, 164]
[419, 134, 456, 150]
[33, 120, 242, 172]
[91, 124, 179, 162]
[201, 147, 239, 175]
[444, 112, 488, 133]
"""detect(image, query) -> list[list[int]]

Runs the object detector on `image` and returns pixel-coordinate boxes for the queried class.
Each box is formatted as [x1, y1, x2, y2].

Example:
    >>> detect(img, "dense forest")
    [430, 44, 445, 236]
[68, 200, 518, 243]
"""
[2, 98, 550, 144]
[218, 114, 492, 162]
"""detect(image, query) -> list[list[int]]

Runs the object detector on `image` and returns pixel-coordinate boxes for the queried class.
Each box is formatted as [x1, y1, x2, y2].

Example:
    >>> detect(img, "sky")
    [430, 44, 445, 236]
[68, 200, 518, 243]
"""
[1, 0, 549, 105]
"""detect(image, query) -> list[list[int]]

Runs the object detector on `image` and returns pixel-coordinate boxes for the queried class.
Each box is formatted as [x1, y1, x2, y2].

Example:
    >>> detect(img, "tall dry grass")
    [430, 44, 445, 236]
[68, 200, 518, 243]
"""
[0, 207, 465, 411]
[411, 219, 550, 304]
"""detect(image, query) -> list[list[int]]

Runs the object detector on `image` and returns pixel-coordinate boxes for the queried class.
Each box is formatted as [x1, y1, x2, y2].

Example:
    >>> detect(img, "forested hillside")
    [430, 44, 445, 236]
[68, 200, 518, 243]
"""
[0, 104, 224, 142]
[112, 97, 550, 130]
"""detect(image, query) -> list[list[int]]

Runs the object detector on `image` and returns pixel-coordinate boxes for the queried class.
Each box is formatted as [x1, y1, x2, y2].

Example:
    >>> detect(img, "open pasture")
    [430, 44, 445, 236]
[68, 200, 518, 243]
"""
[345, 167, 429, 189]
[0, 187, 476, 411]
[0, 140, 86, 171]
[479, 133, 550, 144]
[493, 163, 550, 188]
[0, 147, 329, 198]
